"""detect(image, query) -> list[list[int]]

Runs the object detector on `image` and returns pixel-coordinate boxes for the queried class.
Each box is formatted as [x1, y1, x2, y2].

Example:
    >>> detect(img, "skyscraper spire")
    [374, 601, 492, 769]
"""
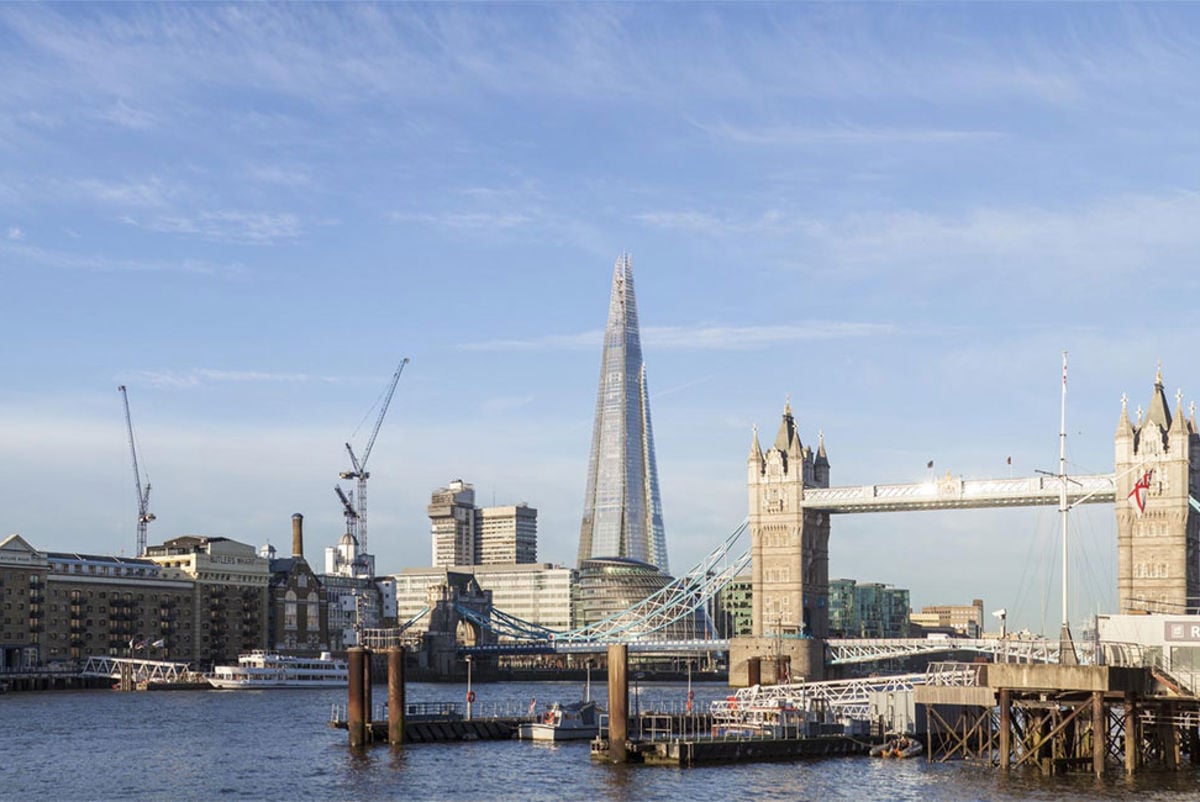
[577, 254, 670, 573]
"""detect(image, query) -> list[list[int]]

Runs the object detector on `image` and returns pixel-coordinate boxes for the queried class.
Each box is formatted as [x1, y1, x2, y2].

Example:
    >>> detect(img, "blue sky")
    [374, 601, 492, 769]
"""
[3, 3, 1200, 634]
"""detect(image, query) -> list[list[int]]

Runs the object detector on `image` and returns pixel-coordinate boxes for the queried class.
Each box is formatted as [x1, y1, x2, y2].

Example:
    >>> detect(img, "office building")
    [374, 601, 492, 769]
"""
[577, 254, 669, 573]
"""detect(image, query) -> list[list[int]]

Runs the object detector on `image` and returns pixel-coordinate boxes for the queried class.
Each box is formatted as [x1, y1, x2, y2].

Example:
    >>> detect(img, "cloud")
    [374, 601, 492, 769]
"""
[699, 121, 1004, 147]
[98, 99, 157, 130]
[248, 165, 313, 188]
[124, 369, 343, 389]
[73, 177, 173, 209]
[0, 241, 241, 275]
[459, 322, 895, 352]
[480, 394, 536, 415]
[6, 226, 21, 240]
[635, 208, 822, 237]
[125, 210, 303, 244]
[390, 211, 533, 231]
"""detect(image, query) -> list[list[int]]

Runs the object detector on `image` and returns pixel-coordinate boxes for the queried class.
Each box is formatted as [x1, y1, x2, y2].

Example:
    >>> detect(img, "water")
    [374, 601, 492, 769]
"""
[3, 681, 1199, 801]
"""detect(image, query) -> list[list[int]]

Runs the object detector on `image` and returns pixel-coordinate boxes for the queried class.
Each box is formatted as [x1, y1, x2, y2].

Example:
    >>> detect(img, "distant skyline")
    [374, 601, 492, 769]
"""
[4, 3, 1200, 634]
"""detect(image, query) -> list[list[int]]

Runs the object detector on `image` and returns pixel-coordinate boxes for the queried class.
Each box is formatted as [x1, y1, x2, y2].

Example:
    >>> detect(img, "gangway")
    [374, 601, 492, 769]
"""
[79, 655, 200, 684]
[712, 662, 984, 723]
[827, 637, 1062, 666]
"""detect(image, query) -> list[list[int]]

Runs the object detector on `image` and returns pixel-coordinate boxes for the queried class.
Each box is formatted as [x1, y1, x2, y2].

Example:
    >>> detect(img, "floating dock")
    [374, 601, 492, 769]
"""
[596, 732, 871, 767]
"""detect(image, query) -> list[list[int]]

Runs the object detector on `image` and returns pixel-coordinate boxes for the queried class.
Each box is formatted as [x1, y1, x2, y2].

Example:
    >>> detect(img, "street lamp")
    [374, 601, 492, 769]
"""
[465, 656, 473, 721]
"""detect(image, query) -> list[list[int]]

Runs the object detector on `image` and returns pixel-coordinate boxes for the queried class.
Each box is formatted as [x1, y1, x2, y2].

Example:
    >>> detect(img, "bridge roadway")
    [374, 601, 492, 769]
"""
[460, 636, 1063, 664]
[801, 472, 1116, 513]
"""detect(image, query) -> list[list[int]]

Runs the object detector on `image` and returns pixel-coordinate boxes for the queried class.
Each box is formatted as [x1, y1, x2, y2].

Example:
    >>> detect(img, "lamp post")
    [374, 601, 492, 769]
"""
[465, 655, 473, 721]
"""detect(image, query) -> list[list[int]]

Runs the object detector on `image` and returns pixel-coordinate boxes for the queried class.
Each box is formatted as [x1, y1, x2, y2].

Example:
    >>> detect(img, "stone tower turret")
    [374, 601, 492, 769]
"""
[1115, 367, 1200, 614]
[747, 400, 831, 639]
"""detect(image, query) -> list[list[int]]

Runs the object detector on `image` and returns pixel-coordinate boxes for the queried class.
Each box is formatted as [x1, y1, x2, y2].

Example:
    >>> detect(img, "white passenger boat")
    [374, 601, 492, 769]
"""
[518, 699, 602, 741]
[207, 650, 347, 689]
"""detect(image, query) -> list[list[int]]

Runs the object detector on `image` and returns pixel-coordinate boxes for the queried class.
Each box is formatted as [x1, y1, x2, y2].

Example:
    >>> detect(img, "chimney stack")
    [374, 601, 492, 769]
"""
[292, 513, 304, 559]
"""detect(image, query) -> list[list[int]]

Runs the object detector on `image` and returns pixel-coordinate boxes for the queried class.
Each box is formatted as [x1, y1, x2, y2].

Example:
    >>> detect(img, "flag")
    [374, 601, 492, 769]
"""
[1128, 470, 1153, 517]
[528, 697, 537, 715]
[926, 460, 934, 469]
[128, 638, 135, 650]
[151, 638, 166, 649]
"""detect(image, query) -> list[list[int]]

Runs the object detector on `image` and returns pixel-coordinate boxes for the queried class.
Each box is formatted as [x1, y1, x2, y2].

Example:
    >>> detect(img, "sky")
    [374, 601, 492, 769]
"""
[3, 3, 1200, 636]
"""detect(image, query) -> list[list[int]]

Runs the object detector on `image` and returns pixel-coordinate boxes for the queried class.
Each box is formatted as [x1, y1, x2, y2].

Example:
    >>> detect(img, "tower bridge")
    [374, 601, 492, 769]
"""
[801, 472, 1116, 513]
[373, 363, 1197, 688]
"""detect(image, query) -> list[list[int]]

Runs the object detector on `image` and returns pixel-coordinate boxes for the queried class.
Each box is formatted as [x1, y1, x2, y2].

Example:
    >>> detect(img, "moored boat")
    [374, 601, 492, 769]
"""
[518, 699, 602, 741]
[207, 650, 348, 689]
[870, 734, 923, 759]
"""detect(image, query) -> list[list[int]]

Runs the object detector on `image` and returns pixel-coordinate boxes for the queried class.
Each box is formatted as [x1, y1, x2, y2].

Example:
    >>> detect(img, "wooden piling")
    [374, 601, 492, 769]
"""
[1092, 691, 1105, 777]
[387, 647, 405, 747]
[348, 647, 367, 749]
[1124, 694, 1138, 775]
[362, 649, 373, 736]
[607, 643, 628, 764]
[998, 688, 1011, 770]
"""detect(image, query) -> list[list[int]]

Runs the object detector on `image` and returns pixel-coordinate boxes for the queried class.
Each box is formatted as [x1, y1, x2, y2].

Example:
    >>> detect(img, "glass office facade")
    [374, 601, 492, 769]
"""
[577, 255, 670, 574]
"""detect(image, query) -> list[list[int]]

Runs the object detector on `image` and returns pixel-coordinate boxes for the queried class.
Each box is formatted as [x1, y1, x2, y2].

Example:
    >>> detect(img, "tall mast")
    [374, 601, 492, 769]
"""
[1058, 351, 1077, 663]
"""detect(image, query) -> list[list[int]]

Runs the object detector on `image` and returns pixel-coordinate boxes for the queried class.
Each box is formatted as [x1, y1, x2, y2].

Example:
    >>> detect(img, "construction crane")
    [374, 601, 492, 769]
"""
[340, 358, 409, 557]
[334, 485, 359, 540]
[118, 385, 156, 556]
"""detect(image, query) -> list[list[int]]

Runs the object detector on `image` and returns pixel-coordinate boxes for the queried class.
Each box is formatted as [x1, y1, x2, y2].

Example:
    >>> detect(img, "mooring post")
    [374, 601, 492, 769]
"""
[348, 647, 367, 749]
[607, 643, 628, 764]
[998, 688, 1011, 770]
[387, 646, 405, 748]
[362, 648, 373, 738]
[1092, 691, 1105, 777]
[747, 656, 761, 687]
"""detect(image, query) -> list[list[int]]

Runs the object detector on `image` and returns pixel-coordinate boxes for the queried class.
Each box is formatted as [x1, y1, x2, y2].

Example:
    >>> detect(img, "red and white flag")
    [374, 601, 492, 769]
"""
[1128, 470, 1153, 516]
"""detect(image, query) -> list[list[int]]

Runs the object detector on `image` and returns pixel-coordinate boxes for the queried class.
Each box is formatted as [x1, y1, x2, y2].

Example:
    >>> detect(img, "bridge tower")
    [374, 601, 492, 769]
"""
[730, 400, 830, 685]
[1115, 367, 1200, 615]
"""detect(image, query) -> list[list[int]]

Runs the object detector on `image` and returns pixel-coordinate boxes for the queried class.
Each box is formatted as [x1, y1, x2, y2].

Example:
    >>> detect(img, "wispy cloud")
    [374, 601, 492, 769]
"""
[124, 369, 343, 389]
[125, 210, 303, 244]
[390, 211, 533, 231]
[459, 322, 895, 352]
[6, 226, 21, 240]
[98, 99, 157, 130]
[480, 394, 535, 415]
[248, 165, 313, 188]
[635, 208, 821, 237]
[0, 241, 241, 275]
[699, 121, 1003, 147]
[73, 177, 173, 209]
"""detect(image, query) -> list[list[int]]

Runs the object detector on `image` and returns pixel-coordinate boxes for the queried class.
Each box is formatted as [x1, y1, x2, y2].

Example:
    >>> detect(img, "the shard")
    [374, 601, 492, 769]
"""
[577, 254, 670, 574]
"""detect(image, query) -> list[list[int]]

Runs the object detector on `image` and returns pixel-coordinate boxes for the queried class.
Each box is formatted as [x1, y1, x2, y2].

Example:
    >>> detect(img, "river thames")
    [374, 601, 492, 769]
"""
[4, 680, 1199, 801]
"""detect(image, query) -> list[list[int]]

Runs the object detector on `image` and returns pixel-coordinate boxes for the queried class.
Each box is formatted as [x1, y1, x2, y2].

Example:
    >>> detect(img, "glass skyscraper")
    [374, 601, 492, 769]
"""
[576, 254, 670, 574]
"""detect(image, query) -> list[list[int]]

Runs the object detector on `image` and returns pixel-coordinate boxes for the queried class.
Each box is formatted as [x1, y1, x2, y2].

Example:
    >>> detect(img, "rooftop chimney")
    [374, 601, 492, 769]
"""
[292, 513, 304, 559]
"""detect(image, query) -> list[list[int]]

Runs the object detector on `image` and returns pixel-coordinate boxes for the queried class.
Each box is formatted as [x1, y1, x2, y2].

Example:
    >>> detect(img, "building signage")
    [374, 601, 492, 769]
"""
[1163, 620, 1200, 642]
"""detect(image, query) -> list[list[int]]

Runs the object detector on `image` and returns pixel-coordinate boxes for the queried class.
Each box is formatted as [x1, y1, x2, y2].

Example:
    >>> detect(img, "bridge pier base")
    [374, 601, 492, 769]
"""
[728, 637, 824, 687]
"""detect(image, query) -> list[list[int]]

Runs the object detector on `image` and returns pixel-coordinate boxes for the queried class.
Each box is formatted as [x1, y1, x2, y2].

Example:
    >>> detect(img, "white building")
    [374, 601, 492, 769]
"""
[477, 503, 537, 564]
[391, 563, 574, 637]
